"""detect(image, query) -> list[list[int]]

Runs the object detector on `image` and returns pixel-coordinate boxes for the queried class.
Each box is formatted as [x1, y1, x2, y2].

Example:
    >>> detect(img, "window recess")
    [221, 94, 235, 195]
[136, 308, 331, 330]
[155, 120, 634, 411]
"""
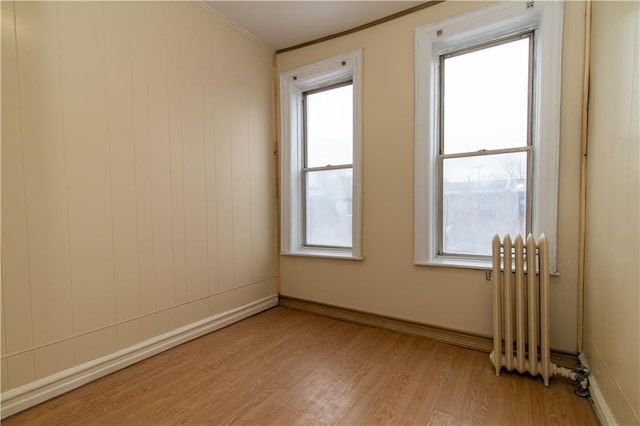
[280, 50, 363, 260]
[415, 1, 563, 272]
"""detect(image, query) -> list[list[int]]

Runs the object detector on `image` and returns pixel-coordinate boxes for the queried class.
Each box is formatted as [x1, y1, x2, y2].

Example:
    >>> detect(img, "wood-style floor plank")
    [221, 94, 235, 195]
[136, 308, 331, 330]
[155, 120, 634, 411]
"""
[4, 307, 598, 425]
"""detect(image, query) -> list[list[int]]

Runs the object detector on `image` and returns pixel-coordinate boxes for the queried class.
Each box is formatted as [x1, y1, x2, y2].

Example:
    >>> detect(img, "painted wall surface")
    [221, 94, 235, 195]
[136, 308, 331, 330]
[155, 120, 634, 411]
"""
[277, 1, 586, 353]
[1, 1, 276, 392]
[584, 2, 639, 424]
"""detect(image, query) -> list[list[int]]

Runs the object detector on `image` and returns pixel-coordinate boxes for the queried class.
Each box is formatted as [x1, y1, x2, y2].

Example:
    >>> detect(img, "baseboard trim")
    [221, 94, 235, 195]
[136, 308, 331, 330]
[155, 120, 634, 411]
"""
[278, 296, 577, 370]
[588, 370, 618, 425]
[0, 294, 279, 419]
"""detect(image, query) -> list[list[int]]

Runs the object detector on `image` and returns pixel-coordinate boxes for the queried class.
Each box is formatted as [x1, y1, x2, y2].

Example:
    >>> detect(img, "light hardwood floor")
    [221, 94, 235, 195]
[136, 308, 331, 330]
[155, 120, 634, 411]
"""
[4, 307, 598, 425]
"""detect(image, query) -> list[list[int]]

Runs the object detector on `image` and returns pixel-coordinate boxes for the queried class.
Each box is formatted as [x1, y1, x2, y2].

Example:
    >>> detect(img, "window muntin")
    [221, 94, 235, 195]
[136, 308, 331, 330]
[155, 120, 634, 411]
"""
[438, 33, 534, 258]
[303, 82, 354, 248]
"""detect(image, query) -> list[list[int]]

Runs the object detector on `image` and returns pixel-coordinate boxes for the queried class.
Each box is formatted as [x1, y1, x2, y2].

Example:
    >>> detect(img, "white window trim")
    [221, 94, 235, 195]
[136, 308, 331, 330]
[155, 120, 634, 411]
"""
[280, 49, 363, 260]
[414, 1, 563, 272]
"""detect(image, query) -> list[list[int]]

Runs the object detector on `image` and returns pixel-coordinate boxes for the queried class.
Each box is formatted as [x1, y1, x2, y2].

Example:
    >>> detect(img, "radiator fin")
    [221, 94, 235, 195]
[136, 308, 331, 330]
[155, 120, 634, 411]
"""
[490, 233, 554, 386]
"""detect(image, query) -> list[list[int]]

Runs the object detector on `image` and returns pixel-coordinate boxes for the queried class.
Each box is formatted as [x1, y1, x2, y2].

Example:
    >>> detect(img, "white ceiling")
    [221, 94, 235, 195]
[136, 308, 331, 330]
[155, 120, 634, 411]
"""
[204, 1, 424, 51]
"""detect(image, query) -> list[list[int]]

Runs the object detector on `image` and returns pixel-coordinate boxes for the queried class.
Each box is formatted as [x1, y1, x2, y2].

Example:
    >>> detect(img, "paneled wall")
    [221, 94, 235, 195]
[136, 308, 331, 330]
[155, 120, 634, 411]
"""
[1, 1, 276, 392]
[277, 1, 586, 353]
[584, 2, 639, 424]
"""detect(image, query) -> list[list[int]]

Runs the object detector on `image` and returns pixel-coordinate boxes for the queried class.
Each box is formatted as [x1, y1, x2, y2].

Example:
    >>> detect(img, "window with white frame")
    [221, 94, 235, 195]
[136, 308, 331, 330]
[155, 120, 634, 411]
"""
[280, 50, 363, 259]
[415, 2, 563, 271]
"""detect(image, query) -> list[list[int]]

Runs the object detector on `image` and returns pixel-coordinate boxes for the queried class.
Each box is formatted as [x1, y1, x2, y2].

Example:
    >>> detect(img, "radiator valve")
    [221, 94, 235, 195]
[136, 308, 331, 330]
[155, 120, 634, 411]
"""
[574, 364, 590, 398]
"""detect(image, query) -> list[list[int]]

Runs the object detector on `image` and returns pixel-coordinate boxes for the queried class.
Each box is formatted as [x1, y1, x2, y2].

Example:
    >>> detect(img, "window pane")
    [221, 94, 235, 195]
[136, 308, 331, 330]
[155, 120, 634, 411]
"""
[443, 37, 530, 154]
[306, 84, 353, 168]
[442, 152, 527, 256]
[306, 168, 352, 247]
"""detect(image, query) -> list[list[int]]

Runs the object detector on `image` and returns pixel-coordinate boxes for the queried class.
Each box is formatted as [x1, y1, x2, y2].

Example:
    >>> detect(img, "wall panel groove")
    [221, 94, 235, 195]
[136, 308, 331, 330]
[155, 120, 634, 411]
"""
[2, 0, 276, 396]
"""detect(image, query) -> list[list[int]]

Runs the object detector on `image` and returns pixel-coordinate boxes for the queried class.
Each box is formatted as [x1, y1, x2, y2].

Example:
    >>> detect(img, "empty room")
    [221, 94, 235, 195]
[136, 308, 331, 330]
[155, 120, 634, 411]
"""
[1, 0, 638, 424]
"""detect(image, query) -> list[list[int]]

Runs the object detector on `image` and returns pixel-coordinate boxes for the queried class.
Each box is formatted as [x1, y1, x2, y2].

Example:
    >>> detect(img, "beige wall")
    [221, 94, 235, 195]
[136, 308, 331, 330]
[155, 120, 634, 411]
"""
[277, 1, 586, 353]
[1, 1, 276, 392]
[584, 2, 639, 424]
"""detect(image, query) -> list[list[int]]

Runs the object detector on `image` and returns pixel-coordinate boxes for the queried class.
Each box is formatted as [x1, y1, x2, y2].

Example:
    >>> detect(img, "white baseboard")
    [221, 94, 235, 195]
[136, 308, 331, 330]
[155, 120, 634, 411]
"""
[0, 294, 279, 419]
[589, 374, 618, 426]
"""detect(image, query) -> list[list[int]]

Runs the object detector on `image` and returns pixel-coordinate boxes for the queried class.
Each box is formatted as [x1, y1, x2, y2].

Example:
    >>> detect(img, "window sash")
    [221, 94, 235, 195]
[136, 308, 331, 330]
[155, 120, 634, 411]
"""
[437, 149, 532, 257]
[302, 81, 353, 169]
[303, 165, 353, 249]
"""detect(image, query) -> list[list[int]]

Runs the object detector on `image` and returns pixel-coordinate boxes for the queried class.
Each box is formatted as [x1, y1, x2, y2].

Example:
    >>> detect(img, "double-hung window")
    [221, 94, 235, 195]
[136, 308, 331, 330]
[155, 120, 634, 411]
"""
[415, 2, 563, 271]
[439, 33, 533, 257]
[303, 82, 354, 248]
[280, 50, 363, 259]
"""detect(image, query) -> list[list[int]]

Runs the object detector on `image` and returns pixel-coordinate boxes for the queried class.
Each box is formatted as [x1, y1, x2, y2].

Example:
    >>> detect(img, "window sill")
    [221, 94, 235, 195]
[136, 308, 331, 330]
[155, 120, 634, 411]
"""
[281, 248, 363, 261]
[414, 256, 492, 271]
[414, 255, 559, 276]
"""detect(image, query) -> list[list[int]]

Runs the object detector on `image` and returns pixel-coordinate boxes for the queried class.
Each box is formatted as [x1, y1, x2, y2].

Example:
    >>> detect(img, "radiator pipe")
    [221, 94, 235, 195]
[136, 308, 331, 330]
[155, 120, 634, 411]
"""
[577, 0, 592, 354]
[552, 354, 590, 398]
[552, 365, 579, 381]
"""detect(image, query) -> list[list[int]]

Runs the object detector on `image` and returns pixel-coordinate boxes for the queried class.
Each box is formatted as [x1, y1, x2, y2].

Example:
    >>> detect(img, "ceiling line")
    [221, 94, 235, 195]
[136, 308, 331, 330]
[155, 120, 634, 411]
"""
[275, 0, 445, 55]
[197, 1, 276, 53]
